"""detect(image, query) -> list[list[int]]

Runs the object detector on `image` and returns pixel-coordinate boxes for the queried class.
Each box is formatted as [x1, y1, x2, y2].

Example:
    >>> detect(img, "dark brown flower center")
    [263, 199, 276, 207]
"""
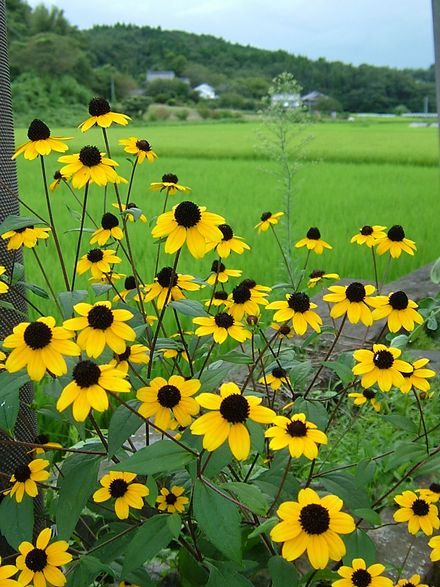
[411, 498, 429, 516]
[53, 170, 62, 180]
[87, 249, 104, 262]
[127, 202, 138, 209]
[345, 282, 366, 303]
[430, 483, 440, 493]
[299, 503, 330, 534]
[240, 279, 256, 289]
[23, 321, 52, 349]
[156, 267, 178, 288]
[73, 360, 101, 388]
[14, 464, 31, 482]
[389, 291, 409, 310]
[352, 569, 372, 587]
[211, 260, 226, 273]
[288, 292, 310, 313]
[101, 213, 119, 230]
[165, 493, 178, 505]
[174, 201, 201, 228]
[306, 227, 321, 240]
[286, 420, 307, 437]
[25, 548, 48, 572]
[79, 146, 102, 167]
[220, 394, 250, 423]
[88, 97, 111, 116]
[157, 385, 181, 408]
[218, 224, 233, 241]
[360, 225, 373, 236]
[35, 434, 49, 444]
[214, 291, 228, 300]
[260, 212, 272, 221]
[214, 313, 234, 329]
[232, 285, 251, 304]
[27, 119, 50, 141]
[388, 225, 405, 242]
[87, 305, 114, 329]
[124, 276, 136, 290]
[363, 389, 376, 399]
[15, 226, 33, 233]
[109, 478, 129, 498]
[373, 350, 394, 369]
[310, 269, 325, 279]
[162, 173, 178, 183]
[117, 347, 131, 361]
[136, 139, 151, 151]
[272, 367, 287, 379]
[279, 325, 292, 335]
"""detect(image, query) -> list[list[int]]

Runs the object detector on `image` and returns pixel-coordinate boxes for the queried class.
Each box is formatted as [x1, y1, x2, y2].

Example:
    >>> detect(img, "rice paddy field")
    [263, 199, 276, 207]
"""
[11, 119, 440, 303]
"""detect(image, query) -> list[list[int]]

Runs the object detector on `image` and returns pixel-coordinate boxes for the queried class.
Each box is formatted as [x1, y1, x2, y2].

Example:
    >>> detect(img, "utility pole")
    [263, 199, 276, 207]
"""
[432, 0, 440, 158]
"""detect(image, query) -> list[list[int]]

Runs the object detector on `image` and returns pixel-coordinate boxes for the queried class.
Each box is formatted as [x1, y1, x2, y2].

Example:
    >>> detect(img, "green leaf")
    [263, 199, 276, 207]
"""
[170, 299, 209, 317]
[111, 439, 195, 475]
[321, 472, 370, 510]
[413, 451, 440, 478]
[91, 283, 113, 297]
[206, 563, 253, 586]
[353, 508, 381, 526]
[66, 555, 115, 587]
[221, 482, 268, 515]
[430, 257, 440, 284]
[198, 360, 231, 389]
[0, 372, 29, 432]
[17, 281, 50, 299]
[389, 334, 409, 349]
[122, 514, 179, 574]
[179, 548, 209, 586]
[247, 517, 278, 539]
[322, 357, 354, 384]
[121, 206, 143, 221]
[293, 398, 329, 430]
[268, 556, 299, 587]
[343, 529, 376, 566]
[217, 350, 253, 364]
[57, 453, 101, 539]
[0, 494, 34, 549]
[385, 441, 426, 471]
[107, 400, 143, 458]
[382, 415, 418, 433]
[145, 476, 158, 507]
[289, 360, 312, 386]
[0, 300, 28, 319]
[0, 215, 46, 234]
[193, 479, 242, 562]
[58, 290, 88, 319]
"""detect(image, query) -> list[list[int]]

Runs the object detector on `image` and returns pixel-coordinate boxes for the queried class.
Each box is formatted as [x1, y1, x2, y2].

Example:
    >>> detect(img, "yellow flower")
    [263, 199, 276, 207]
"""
[399, 358, 436, 394]
[156, 486, 189, 513]
[375, 225, 416, 258]
[137, 375, 200, 431]
[119, 137, 157, 163]
[12, 119, 70, 160]
[352, 344, 413, 392]
[63, 301, 135, 358]
[16, 527, 72, 587]
[152, 201, 224, 259]
[110, 344, 150, 374]
[0, 350, 5, 370]
[160, 347, 190, 363]
[417, 483, 440, 504]
[333, 558, 393, 587]
[205, 291, 229, 308]
[323, 283, 376, 326]
[5, 458, 50, 503]
[267, 292, 322, 336]
[265, 413, 328, 459]
[259, 367, 290, 391]
[77, 248, 121, 279]
[350, 225, 387, 247]
[295, 227, 332, 254]
[395, 574, 429, 587]
[429, 535, 440, 561]
[59, 146, 127, 189]
[49, 170, 66, 192]
[225, 280, 269, 321]
[3, 316, 80, 382]
[112, 202, 147, 223]
[120, 581, 140, 587]
[348, 389, 381, 412]
[90, 213, 124, 246]
[56, 360, 131, 421]
[150, 173, 191, 196]
[206, 260, 242, 285]
[1, 225, 50, 250]
[79, 97, 130, 132]
[93, 471, 149, 519]
[0, 265, 9, 294]
[193, 312, 251, 344]
[393, 490, 439, 535]
[370, 291, 423, 332]
[255, 211, 283, 233]
[307, 269, 340, 288]
[191, 382, 275, 460]
[271, 323, 294, 339]
[0, 555, 19, 586]
[32, 435, 63, 455]
[205, 223, 250, 258]
[143, 266, 200, 310]
[270, 488, 355, 569]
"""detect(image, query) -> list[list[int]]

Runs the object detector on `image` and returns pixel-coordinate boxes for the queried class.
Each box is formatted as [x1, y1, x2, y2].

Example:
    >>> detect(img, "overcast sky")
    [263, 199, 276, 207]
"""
[27, 0, 434, 69]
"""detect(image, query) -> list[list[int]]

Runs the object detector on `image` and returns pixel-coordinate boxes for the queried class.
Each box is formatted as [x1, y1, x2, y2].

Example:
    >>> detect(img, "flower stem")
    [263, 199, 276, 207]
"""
[32, 248, 63, 316]
[268, 456, 292, 515]
[270, 224, 295, 287]
[70, 182, 89, 291]
[371, 246, 379, 290]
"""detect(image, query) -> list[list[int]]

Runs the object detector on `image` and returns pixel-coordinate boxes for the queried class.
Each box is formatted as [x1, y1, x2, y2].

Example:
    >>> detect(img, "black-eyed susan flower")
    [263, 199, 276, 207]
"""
[6, 458, 50, 503]
[370, 291, 423, 332]
[206, 260, 242, 285]
[294, 227, 332, 254]
[255, 211, 283, 233]
[259, 367, 290, 391]
[226, 282, 268, 321]
[271, 323, 294, 339]
[56, 360, 131, 421]
[93, 471, 149, 519]
[90, 213, 123, 246]
[307, 269, 340, 289]
[399, 358, 436, 394]
[333, 558, 393, 587]
[1, 225, 50, 250]
[376, 225, 416, 258]
[112, 202, 147, 223]
[156, 486, 189, 513]
[59, 146, 127, 189]
[350, 225, 387, 247]
[393, 490, 439, 535]
[429, 535, 440, 561]
[0, 265, 9, 294]
[193, 312, 251, 344]
[150, 173, 191, 196]
[16, 527, 72, 587]
[205, 223, 250, 258]
[205, 290, 229, 308]
[160, 346, 190, 363]
[323, 282, 376, 326]
[348, 389, 381, 412]
[110, 344, 150, 374]
[137, 375, 200, 431]
[12, 119, 70, 161]
[417, 483, 440, 504]
[0, 556, 18, 586]
[395, 575, 428, 587]
[0, 351, 6, 370]
[120, 582, 140, 587]
[152, 201, 224, 259]
[119, 137, 157, 164]
[49, 170, 65, 192]
[143, 266, 200, 310]
[113, 275, 137, 301]
[32, 435, 62, 455]
[265, 413, 328, 459]
[77, 248, 121, 280]
[3, 316, 80, 382]
[63, 301, 135, 358]
[270, 488, 355, 569]
[267, 292, 322, 336]
[191, 382, 275, 460]
[79, 97, 130, 132]
[353, 344, 412, 392]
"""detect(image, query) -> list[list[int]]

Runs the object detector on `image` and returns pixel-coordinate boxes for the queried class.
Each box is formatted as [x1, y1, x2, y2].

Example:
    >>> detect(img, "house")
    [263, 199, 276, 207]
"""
[146, 70, 176, 82]
[302, 91, 328, 109]
[194, 83, 217, 100]
[270, 92, 301, 108]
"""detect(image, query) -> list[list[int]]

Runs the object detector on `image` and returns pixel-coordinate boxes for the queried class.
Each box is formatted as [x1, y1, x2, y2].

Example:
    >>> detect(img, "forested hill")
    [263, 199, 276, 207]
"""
[5, 0, 436, 123]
